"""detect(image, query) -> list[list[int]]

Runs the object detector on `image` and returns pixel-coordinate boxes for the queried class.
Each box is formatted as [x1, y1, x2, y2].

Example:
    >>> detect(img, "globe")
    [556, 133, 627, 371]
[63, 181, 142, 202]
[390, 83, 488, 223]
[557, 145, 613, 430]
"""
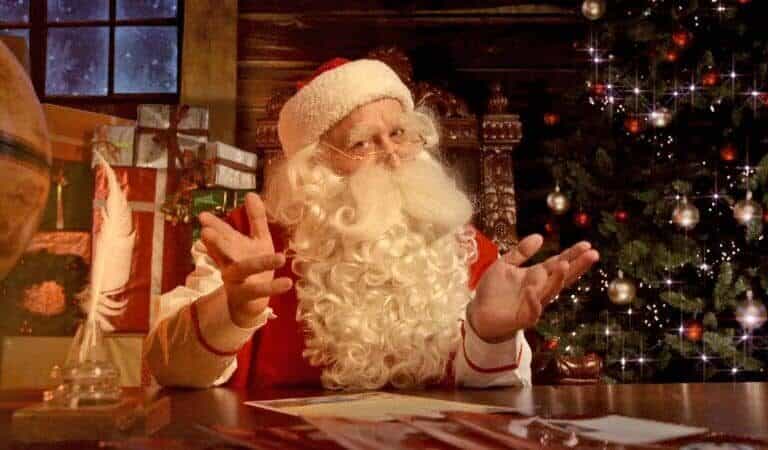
[0, 40, 51, 280]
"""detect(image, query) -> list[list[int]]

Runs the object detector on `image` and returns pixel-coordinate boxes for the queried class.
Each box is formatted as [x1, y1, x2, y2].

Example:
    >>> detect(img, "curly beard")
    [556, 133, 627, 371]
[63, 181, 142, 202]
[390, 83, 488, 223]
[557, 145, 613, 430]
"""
[264, 136, 476, 390]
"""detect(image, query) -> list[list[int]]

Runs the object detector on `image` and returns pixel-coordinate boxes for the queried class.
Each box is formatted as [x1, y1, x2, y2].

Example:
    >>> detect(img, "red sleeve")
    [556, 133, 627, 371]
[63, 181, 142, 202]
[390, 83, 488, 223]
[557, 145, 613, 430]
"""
[468, 227, 499, 290]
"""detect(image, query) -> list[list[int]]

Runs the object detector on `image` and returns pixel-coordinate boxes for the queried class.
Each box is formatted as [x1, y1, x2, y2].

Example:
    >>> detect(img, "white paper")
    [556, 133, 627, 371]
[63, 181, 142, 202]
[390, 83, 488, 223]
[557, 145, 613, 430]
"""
[245, 392, 520, 422]
[546, 415, 708, 445]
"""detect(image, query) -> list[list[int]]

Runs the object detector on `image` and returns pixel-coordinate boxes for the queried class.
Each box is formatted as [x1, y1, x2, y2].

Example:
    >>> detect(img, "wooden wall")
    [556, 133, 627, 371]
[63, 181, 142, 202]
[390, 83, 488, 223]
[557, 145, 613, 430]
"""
[236, 0, 588, 236]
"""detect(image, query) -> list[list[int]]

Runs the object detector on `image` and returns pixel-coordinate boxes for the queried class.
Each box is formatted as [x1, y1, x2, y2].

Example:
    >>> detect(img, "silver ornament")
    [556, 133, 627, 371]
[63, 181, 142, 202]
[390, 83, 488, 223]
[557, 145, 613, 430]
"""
[608, 270, 637, 305]
[735, 290, 767, 331]
[546, 185, 570, 215]
[672, 197, 700, 230]
[650, 107, 672, 128]
[581, 0, 606, 20]
[733, 190, 763, 225]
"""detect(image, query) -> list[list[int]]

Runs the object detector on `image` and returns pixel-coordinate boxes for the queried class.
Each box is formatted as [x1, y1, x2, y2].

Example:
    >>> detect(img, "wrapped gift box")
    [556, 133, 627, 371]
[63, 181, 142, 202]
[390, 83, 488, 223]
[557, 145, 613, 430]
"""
[203, 141, 258, 190]
[0, 231, 90, 336]
[190, 188, 249, 242]
[91, 125, 135, 167]
[92, 166, 193, 333]
[135, 104, 209, 169]
[43, 104, 134, 162]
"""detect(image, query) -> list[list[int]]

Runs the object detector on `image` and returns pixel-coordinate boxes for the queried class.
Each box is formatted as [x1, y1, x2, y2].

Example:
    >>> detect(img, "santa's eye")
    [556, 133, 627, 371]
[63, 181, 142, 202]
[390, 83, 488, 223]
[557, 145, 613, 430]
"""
[351, 141, 370, 150]
[391, 128, 405, 138]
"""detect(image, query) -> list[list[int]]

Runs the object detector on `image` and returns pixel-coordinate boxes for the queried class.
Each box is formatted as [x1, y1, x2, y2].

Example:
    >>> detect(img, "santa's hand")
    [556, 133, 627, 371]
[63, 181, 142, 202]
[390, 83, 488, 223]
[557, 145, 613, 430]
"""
[199, 193, 292, 328]
[468, 234, 599, 343]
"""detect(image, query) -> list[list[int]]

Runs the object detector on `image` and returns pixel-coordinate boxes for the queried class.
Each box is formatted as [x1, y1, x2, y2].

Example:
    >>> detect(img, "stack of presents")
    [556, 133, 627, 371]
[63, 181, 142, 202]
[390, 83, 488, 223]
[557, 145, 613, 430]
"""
[0, 103, 259, 388]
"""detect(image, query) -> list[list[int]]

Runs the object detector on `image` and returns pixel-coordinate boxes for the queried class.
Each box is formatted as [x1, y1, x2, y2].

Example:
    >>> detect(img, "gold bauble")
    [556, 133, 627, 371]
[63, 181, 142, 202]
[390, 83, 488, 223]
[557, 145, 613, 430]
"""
[581, 0, 606, 20]
[546, 185, 570, 215]
[672, 197, 700, 230]
[0, 41, 52, 280]
[735, 290, 767, 331]
[733, 191, 763, 225]
[608, 271, 636, 305]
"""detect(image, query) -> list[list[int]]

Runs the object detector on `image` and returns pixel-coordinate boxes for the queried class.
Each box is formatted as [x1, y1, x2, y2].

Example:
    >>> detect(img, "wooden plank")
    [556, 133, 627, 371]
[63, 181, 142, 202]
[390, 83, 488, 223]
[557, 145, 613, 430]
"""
[240, 0, 576, 13]
[237, 66, 312, 81]
[239, 4, 576, 18]
[181, 0, 238, 145]
[238, 79, 294, 100]
[236, 22, 583, 69]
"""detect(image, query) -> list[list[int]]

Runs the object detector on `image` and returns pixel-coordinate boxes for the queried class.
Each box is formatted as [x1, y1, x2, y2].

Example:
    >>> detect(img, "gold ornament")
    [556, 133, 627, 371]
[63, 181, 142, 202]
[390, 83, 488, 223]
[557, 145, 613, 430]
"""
[581, 0, 606, 20]
[546, 185, 570, 215]
[672, 197, 700, 230]
[733, 191, 763, 225]
[650, 107, 672, 128]
[608, 270, 636, 305]
[735, 290, 767, 331]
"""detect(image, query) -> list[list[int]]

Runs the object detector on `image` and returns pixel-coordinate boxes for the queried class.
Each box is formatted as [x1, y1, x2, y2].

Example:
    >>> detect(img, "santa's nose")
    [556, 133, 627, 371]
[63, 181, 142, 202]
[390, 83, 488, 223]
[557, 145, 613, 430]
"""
[379, 138, 401, 169]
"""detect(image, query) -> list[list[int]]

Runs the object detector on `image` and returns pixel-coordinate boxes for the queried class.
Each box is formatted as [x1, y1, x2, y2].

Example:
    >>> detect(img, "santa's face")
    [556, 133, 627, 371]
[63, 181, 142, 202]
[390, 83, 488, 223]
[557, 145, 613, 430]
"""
[264, 101, 477, 390]
[320, 98, 418, 175]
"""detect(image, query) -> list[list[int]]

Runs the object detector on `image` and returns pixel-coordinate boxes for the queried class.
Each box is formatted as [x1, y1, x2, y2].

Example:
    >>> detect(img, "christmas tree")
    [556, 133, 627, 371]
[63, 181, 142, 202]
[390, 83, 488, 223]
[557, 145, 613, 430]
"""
[536, 0, 768, 382]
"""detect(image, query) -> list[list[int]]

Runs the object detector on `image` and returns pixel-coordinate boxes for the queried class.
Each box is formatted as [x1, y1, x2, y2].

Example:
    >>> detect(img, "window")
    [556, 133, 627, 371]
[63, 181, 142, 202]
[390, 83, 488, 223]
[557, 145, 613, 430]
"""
[0, 0, 182, 99]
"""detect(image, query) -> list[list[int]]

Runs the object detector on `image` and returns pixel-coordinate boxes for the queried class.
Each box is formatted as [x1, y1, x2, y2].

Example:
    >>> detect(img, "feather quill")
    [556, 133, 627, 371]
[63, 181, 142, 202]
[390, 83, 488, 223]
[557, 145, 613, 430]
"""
[79, 152, 136, 361]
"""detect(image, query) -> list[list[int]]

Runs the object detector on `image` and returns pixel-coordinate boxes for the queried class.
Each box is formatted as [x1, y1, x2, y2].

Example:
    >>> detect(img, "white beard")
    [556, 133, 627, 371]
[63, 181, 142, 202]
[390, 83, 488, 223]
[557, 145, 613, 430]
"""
[264, 144, 477, 390]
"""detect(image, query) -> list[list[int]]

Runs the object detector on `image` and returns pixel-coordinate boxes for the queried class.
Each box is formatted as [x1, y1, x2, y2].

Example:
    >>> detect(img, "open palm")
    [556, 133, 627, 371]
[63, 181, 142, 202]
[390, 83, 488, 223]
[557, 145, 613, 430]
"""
[470, 235, 599, 343]
[199, 193, 292, 328]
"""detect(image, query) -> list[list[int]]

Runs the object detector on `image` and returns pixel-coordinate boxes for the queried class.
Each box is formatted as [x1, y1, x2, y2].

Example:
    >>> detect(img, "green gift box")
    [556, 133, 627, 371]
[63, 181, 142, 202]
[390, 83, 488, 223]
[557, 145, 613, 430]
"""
[190, 189, 249, 242]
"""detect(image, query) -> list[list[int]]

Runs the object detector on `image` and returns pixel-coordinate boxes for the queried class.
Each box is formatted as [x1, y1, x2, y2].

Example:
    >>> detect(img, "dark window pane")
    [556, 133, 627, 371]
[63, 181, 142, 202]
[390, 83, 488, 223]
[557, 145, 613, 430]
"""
[46, 27, 109, 96]
[114, 26, 177, 93]
[47, 0, 108, 23]
[0, 0, 29, 23]
[116, 0, 177, 19]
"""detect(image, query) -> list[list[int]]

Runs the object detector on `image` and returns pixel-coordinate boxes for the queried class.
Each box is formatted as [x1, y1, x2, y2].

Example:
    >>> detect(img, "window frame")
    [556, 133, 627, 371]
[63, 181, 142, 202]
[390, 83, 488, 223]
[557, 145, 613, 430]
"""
[1, 0, 183, 103]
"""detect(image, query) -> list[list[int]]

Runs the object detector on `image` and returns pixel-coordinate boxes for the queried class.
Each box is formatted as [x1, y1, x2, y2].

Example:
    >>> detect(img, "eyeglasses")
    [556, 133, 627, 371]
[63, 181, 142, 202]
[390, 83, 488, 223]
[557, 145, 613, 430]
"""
[320, 131, 426, 161]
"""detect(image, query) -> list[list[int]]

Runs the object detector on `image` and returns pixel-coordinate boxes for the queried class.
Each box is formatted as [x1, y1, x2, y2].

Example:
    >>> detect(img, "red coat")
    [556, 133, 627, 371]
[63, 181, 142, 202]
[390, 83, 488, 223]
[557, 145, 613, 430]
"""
[220, 206, 499, 389]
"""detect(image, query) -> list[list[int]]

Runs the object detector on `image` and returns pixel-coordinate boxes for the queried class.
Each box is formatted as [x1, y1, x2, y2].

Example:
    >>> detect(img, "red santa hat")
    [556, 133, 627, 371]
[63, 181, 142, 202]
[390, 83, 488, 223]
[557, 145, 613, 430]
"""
[278, 58, 414, 157]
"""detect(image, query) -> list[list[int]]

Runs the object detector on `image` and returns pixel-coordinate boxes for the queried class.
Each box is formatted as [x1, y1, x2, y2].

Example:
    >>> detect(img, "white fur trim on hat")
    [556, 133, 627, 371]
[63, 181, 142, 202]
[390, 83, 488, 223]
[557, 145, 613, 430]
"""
[278, 59, 414, 157]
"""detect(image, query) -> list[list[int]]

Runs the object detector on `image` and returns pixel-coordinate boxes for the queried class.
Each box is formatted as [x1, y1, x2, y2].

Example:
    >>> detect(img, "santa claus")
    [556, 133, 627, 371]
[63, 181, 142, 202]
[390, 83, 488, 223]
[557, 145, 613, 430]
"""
[145, 58, 599, 390]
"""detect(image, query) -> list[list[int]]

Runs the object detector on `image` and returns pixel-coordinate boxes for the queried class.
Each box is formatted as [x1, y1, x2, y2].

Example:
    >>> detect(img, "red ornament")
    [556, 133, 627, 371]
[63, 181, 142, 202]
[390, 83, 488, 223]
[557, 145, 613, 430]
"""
[720, 144, 737, 162]
[591, 83, 607, 96]
[544, 218, 558, 235]
[702, 69, 720, 87]
[738, 0, 751, 4]
[614, 209, 629, 223]
[665, 50, 679, 63]
[543, 338, 559, 351]
[760, 93, 768, 106]
[763, 209, 768, 224]
[672, 29, 691, 48]
[624, 116, 643, 134]
[684, 319, 703, 342]
[543, 112, 560, 126]
[573, 211, 591, 228]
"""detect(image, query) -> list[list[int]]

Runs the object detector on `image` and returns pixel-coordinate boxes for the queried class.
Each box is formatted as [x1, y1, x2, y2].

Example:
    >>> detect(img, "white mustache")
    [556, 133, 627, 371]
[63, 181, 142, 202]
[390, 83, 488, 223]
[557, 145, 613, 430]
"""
[329, 153, 473, 242]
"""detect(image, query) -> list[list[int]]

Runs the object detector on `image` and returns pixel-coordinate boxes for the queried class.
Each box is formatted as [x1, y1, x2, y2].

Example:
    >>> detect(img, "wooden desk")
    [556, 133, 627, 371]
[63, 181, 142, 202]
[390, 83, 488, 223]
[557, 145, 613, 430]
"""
[2, 382, 767, 447]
